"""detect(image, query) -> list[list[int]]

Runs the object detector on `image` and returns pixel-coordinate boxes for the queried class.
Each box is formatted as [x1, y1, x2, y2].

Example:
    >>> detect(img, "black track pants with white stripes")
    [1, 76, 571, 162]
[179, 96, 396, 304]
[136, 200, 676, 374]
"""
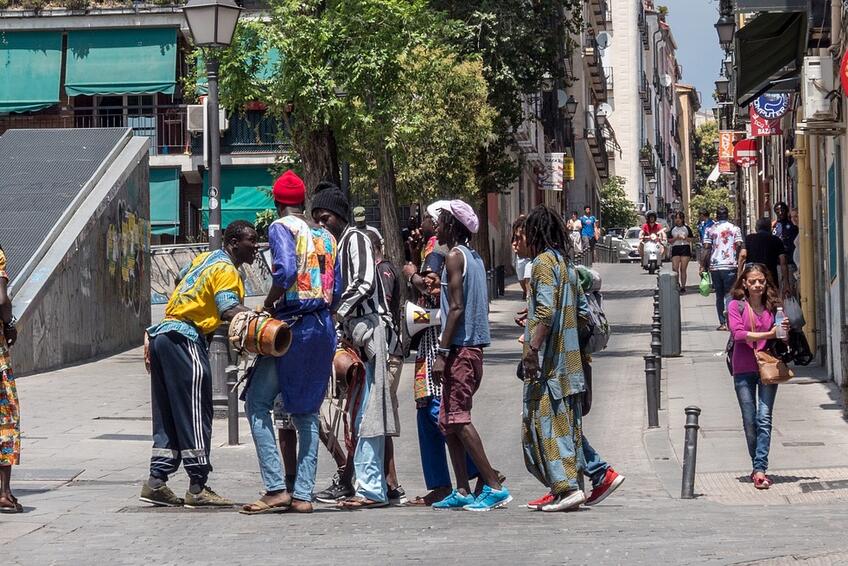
[148, 332, 213, 485]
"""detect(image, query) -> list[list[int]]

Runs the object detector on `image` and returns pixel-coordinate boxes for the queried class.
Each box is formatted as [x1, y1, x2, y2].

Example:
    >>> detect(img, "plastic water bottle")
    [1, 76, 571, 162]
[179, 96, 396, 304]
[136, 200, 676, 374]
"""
[775, 307, 787, 339]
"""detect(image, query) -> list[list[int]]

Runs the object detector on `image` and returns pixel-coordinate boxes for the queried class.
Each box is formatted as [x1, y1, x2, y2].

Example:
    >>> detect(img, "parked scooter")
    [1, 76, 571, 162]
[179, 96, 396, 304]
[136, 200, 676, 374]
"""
[642, 233, 663, 274]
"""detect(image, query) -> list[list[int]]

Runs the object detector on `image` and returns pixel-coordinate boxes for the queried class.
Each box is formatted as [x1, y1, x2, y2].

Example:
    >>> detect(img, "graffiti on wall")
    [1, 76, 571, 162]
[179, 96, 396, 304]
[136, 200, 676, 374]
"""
[107, 201, 148, 316]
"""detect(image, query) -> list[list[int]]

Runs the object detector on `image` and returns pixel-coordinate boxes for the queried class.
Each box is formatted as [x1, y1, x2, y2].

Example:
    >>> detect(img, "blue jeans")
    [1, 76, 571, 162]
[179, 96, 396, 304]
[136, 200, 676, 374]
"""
[353, 359, 387, 502]
[416, 396, 478, 490]
[582, 435, 610, 488]
[711, 269, 738, 325]
[245, 356, 320, 502]
[733, 372, 778, 473]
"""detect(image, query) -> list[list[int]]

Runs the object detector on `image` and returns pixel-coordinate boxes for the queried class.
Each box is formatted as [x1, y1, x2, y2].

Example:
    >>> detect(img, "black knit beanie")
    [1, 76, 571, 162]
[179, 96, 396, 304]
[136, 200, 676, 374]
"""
[311, 181, 350, 223]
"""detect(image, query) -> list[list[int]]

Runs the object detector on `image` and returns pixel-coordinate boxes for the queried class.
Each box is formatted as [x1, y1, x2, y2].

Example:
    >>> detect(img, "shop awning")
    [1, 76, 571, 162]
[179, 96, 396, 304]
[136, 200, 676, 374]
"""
[65, 28, 178, 96]
[150, 167, 180, 236]
[195, 48, 281, 95]
[734, 12, 807, 106]
[201, 166, 274, 228]
[0, 31, 63, 114]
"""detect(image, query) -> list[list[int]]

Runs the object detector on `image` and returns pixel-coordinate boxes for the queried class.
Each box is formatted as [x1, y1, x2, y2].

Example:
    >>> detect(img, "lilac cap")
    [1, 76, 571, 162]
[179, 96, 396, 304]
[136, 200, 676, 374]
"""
[426, 200, 451, 220]
[447, 199, 479, 234]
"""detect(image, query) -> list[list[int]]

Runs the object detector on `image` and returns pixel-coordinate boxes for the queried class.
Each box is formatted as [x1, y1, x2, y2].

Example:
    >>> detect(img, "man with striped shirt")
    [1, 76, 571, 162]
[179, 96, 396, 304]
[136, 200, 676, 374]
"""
[312, 182, 398, 509]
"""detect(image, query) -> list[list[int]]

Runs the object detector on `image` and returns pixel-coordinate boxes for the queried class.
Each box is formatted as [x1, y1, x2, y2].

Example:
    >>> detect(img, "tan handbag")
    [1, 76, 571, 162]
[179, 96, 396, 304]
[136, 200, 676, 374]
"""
[746, 303, 794, 385]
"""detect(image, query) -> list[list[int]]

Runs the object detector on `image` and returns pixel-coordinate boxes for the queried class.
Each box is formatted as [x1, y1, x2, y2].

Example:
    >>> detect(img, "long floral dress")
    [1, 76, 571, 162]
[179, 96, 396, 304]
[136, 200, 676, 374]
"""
[0, 248, 19, 466]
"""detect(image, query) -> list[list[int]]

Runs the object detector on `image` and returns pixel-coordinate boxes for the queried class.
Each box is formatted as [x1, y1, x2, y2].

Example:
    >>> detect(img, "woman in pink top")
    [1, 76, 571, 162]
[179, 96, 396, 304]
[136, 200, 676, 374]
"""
[727, 264, 789, 490]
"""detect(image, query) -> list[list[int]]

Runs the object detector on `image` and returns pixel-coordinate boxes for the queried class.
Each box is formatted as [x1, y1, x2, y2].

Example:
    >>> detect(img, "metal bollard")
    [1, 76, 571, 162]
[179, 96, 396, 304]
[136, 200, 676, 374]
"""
[644, 354, 660, 428]
[227, 366, 239, 446]
[681, 406, 702, 499]
[486, 269, 494, 302]
[650, 322, 662, 409]
[209, 324, 230, 414]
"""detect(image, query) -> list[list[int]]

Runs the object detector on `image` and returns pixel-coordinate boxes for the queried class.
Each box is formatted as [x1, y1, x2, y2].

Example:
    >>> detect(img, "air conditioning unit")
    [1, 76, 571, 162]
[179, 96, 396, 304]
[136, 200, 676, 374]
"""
[802, 56, 834, 121]
[186, 105, 229, 133]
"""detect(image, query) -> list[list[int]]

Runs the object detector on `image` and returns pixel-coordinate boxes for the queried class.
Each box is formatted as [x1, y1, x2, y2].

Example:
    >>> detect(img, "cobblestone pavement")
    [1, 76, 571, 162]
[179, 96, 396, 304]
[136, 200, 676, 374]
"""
[5, 263, 848, 565]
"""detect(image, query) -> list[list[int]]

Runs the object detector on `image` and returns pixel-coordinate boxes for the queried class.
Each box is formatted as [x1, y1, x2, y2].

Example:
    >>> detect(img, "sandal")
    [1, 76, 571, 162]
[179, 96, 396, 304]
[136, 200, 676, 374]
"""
[337, 496, 389, 510]
[240, 497, 291, 515]
[753, 475, 771, 490]
[0, 497, 21, 513]
[408, 488, 452, 507]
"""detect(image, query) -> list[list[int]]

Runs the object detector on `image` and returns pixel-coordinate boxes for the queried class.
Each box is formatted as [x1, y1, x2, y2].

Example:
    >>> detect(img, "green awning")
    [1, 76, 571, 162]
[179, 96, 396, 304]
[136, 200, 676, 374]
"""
[195, 48, 281, 95]
[150, 167, 180, 236]
[65, 28, 178, 96]
[0, 31, 63, 114]
[735, 12, 807, 105]
[201, 166, 274, 228]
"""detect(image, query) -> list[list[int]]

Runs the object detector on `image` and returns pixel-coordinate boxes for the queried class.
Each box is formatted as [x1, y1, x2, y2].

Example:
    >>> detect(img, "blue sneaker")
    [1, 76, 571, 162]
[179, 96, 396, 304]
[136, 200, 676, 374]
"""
[432, 489, 475, 510]
[463, 485, 512, 511]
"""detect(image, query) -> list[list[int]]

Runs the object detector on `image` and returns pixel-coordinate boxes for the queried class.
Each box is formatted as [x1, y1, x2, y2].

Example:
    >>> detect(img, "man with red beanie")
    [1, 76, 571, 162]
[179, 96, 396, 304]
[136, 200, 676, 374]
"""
[241, 170, 340, 514]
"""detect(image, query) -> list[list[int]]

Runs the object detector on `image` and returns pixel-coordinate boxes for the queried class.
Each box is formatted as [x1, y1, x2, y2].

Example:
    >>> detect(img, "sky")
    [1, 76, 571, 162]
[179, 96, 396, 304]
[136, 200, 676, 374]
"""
[662, 0, 725, 110]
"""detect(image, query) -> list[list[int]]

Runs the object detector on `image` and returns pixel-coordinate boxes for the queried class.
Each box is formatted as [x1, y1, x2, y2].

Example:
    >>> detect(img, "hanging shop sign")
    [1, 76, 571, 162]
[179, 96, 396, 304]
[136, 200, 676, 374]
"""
[562, 156, 575, 181]
[540, 152, 565, 191]
[733, 138, 759, 168]
[752, 93, 790, 120]
[841, 49, 848, 95]
[749, 105, 782, 136]
[719, 130, 737, 173]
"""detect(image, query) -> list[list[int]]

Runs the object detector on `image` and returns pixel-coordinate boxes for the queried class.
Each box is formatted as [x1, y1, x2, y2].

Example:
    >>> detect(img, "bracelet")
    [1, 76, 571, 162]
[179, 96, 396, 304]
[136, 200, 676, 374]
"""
[3, 316, 15, 329]
[529, 344, 540, 354]
[437, 347, 451, 357]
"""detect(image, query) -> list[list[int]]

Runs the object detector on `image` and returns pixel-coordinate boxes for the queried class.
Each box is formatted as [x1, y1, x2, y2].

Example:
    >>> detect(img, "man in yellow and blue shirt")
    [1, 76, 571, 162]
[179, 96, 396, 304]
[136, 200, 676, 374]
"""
[140, 220, 258, 508]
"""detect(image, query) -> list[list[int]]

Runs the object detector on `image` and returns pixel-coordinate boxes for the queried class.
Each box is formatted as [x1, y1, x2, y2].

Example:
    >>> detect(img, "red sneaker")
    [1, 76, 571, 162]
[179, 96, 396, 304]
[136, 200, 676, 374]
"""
[585, 468, 624, 506]
[526, 492, 555, 509]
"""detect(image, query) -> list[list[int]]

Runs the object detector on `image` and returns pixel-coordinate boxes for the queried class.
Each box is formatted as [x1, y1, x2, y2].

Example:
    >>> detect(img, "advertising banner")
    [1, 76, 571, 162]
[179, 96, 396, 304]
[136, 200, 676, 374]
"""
[719, 131, 737, 173]
[540, 152, 565, 191]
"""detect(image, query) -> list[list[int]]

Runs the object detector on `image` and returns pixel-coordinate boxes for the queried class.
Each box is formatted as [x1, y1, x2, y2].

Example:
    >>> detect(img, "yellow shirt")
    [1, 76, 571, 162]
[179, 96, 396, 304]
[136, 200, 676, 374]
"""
[149, 250, 244, 342]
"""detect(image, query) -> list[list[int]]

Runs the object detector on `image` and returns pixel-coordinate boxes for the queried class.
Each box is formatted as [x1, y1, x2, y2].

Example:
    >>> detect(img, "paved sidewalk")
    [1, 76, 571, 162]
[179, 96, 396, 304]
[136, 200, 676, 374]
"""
[5, 262, 848, 565]
[662, 264, 848, 505]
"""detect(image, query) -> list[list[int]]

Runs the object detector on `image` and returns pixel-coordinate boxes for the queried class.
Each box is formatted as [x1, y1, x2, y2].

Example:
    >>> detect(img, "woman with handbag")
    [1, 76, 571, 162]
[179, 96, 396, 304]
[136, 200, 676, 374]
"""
[727, 264, 790, 490]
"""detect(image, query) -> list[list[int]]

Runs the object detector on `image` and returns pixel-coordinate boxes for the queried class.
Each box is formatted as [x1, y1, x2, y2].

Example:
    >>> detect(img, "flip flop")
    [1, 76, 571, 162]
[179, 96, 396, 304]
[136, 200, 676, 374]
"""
[337, 497, 389, 510]
[239, 499, 291, 515]
[753, 476, 771, 490]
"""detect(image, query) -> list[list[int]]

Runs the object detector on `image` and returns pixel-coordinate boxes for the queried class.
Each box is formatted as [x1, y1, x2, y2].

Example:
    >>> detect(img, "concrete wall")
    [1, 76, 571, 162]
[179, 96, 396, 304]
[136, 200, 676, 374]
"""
[12, 137, 151, 375]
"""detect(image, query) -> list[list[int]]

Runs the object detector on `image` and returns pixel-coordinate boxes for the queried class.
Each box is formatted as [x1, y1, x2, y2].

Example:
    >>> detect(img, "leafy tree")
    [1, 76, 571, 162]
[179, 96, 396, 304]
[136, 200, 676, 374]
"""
[689, 186, 735, 222]
[600, 176, 638, 229]
[693, 120, 722, 192]
[426, 0, 583, 264]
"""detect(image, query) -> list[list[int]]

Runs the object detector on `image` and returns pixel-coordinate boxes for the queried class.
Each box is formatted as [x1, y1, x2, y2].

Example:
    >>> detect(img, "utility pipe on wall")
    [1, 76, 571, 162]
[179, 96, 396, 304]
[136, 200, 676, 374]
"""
[794, 134, 817, 351]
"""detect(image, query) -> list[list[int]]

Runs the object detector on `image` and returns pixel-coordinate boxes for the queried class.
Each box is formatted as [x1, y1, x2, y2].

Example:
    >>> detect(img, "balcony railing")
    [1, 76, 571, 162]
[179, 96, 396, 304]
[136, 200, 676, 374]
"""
[0, 105, 290, 156]
[604, 66, 614, 90]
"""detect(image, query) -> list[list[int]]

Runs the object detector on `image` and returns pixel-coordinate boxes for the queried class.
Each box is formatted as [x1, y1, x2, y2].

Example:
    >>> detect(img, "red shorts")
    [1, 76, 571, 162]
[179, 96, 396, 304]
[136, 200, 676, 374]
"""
[439, 347, 484, 432]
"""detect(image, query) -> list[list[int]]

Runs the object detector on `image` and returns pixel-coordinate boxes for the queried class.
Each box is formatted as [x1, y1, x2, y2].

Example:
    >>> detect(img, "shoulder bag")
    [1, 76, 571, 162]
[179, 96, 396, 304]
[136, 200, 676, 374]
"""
[746, 303, 794, 385]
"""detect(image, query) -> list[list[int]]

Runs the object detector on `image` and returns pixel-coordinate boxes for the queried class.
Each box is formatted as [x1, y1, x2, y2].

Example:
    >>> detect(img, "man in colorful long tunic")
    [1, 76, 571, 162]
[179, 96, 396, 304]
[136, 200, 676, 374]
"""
[140, 221, 258, 508]
[520, 205, 590, 512]
[0, 246, 21, 513]
[241, 171, 339, 514]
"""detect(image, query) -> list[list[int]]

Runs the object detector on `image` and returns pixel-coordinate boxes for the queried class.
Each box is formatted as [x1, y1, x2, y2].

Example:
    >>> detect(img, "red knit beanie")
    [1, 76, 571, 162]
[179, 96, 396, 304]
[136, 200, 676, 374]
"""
[272, 170, 306, 206]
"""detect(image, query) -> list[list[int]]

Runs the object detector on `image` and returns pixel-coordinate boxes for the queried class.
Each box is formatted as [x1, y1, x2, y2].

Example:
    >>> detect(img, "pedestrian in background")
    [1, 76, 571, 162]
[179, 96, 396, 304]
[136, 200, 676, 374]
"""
[700, 205, 744, 331]
[579, 206, 599, 262]
[727, 264, 789, 490]
[696, 208, 715, 263]
[772, 202, 799, 296]
[669, 212, 694, 293]
[566, 211, 584, 258]
[0, 245, 20, 513]
[739, 217, 790, 298]
[512, 214, 531, 300]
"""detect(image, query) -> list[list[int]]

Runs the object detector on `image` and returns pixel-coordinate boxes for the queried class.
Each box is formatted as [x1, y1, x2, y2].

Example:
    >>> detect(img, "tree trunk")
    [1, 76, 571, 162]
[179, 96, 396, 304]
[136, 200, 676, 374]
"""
[376, 143, 404, 266]
[297, 125, 341, 200]
[474, 146, 493, 269]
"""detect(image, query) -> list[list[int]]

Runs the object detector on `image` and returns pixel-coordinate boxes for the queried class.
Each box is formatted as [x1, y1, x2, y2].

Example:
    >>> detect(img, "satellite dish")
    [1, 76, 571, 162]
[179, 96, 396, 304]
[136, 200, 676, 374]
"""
[557, 89, 568, 108]
[596, 102, 612, 117]
[661, 74, 673, 88]
[596, 32, 611, 50]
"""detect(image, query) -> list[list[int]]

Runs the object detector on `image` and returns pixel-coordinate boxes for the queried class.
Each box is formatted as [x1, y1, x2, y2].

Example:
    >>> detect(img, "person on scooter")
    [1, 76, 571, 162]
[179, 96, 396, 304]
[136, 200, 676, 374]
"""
[638, 211, 665, 267]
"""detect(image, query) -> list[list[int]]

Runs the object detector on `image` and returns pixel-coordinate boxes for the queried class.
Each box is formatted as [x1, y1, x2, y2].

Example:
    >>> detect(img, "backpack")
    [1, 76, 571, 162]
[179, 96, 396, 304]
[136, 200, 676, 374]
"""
[584, 291, 610, 353]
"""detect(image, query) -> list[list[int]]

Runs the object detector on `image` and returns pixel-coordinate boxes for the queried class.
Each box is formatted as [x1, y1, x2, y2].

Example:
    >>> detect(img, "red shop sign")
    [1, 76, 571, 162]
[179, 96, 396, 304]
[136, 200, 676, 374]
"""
[733, 138, 759, 168]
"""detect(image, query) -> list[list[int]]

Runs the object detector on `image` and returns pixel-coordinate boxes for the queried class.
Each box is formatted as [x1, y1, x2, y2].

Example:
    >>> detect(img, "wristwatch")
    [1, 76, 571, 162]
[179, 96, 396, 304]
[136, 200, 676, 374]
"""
[2, 316, 15, 330]
[437, 346, 451, 358]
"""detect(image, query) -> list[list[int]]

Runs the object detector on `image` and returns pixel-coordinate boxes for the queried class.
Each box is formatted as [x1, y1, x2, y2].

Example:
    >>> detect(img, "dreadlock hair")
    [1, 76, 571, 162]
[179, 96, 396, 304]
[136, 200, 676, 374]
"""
[439, 209, 472, 245]
[524, 205, 570, 257]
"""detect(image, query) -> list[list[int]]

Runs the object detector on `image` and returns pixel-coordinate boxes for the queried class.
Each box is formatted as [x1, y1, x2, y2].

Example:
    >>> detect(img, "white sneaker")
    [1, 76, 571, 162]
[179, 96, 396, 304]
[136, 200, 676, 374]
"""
[541, 490, 586, 512]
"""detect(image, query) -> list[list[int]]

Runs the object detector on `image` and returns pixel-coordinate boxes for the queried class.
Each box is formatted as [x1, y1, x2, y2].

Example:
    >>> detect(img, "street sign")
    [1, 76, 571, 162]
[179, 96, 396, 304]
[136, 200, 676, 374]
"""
[752, 93, 790, 119]
[733, 138, 759, 168]
[563, 156, 575, 181]
[840, 50, 848, 96]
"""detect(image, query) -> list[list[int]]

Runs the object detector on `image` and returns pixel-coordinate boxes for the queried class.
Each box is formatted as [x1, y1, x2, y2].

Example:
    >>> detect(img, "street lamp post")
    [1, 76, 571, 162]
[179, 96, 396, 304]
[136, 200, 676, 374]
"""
[183, 0, 242, 250]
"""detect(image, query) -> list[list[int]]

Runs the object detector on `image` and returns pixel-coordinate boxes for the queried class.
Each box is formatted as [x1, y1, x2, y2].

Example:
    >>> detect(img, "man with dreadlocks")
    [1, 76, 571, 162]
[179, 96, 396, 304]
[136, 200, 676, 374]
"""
[430, 200, 511, 511]
[520, 204, 616, 512]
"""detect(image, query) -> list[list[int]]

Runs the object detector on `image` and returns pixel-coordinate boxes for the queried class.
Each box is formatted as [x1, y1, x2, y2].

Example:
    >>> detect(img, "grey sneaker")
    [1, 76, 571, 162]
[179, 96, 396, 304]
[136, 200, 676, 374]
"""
[139, 482, 184, 507]
[184, 486, 235, 508]
[314, 474, 354, 504]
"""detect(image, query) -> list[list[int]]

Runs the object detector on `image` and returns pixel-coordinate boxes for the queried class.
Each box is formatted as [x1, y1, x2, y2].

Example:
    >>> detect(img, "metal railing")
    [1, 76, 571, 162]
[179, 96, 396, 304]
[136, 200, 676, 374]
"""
[0, 105, 290, 156]
[604, 66, 614, 90]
